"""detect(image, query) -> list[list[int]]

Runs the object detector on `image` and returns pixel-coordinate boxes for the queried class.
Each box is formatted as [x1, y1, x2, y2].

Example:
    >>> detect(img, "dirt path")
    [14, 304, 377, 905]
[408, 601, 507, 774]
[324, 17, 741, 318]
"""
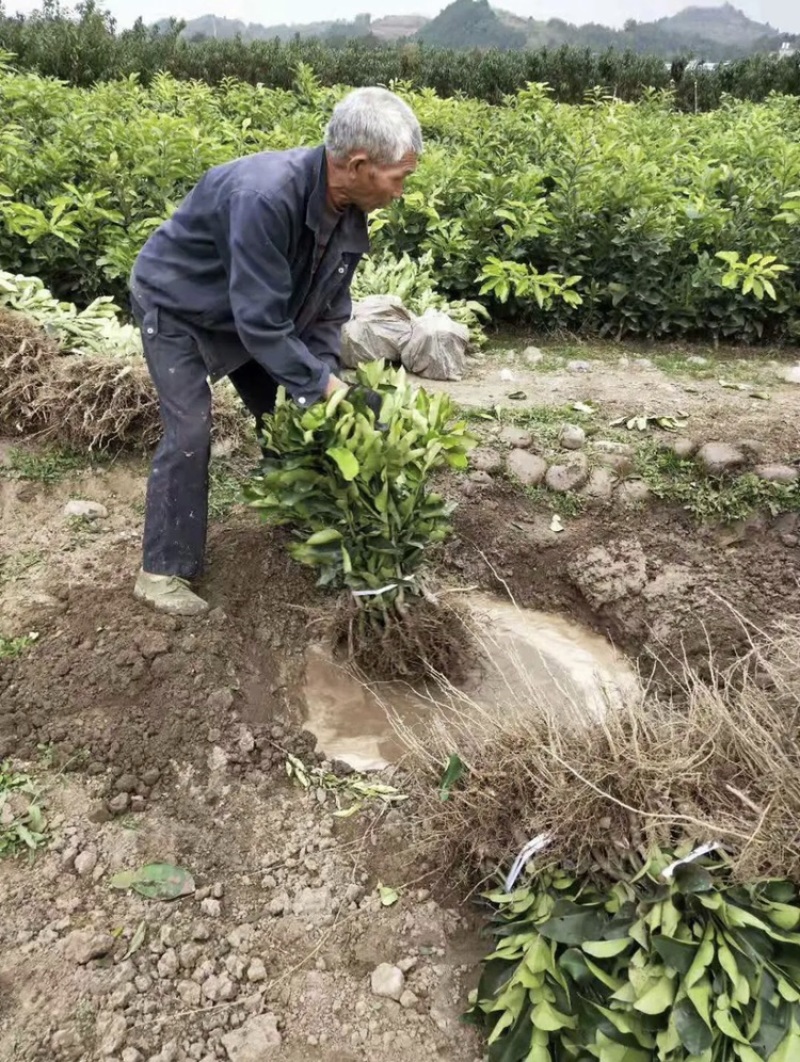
[430, 344, 800, 451]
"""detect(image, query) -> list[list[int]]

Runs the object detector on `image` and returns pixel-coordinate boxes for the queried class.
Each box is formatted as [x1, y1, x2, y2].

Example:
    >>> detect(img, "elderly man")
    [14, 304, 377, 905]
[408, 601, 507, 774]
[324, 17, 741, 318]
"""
[129, 87, 422, 616]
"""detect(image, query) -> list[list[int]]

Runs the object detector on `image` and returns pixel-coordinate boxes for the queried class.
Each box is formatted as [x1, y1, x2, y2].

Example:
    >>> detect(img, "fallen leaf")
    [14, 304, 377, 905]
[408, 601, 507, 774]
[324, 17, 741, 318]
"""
[749, 391, 770, 400]
[109, 863, 195, 901]
[572, 402, 595, 414]
[378, 883, 400, 907]
[123, 920, 147, 959]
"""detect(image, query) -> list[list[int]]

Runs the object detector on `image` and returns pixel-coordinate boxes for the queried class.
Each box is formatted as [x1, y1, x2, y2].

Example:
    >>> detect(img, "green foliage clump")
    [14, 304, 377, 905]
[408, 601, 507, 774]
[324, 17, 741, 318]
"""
[470, 850, 800, 1061]
[1, 60, 799, 343]
[244, 361, 474, 606]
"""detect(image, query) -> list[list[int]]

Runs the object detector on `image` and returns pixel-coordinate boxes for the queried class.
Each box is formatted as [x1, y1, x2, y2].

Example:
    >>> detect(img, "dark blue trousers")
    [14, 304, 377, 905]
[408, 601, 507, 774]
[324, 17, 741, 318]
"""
[132, 295, 277, 580]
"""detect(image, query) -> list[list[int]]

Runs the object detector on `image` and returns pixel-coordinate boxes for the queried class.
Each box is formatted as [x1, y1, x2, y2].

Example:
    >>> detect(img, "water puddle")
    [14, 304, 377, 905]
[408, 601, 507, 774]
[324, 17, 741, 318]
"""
[300, 593, 639, 771]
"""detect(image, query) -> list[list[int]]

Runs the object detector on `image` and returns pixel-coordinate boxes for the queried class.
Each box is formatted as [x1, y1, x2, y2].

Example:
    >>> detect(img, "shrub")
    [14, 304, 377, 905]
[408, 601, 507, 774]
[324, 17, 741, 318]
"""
[243, 361, 476, 678]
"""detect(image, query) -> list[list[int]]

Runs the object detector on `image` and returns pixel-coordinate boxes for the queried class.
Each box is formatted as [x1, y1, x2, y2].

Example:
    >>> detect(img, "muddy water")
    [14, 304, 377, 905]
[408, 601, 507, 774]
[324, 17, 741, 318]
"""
[300, 593, 639, 771]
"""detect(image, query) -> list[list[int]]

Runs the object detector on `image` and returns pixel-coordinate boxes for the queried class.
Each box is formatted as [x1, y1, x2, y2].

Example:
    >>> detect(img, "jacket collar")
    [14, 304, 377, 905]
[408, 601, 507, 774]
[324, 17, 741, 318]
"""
[306, 145, 370, 255]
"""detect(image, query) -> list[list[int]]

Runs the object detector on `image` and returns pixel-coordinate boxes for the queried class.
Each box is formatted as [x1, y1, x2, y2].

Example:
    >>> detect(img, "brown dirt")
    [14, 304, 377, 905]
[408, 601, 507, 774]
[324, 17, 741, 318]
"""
[1, 344, 799, 1060]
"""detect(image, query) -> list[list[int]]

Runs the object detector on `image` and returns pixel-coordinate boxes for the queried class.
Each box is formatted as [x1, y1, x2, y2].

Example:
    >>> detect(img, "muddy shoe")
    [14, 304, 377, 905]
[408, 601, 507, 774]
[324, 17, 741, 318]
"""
[133, 570, 209, 616]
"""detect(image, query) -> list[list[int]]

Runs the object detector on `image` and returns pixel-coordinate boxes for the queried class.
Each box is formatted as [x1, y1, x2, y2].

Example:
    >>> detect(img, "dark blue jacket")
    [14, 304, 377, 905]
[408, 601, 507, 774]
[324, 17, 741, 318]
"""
[131, 145, 369, 406]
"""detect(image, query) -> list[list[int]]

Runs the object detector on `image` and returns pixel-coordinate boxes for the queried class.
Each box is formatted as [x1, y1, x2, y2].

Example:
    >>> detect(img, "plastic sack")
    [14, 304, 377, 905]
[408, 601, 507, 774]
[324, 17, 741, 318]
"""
[340, 295, 414, 368]
[400, 309, 470, 381]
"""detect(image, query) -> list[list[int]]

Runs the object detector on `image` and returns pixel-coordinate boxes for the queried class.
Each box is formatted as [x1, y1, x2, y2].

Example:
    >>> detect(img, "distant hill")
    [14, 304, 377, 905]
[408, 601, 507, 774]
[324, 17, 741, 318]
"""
[167, 3, 797, 60]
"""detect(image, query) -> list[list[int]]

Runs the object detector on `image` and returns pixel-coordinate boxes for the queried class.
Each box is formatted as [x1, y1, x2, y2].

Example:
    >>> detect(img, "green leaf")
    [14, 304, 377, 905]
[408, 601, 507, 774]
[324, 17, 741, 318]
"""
[439, 754, 465, 802]
[305, 528, 343, 546]
[109, 863, 195, 901]
[674, 998, 714, 1055]
[378, 883, 400, 907]
[634, 974, 676, 1014]
[325, 447, 359, 481]
[532, 1000, 576, 1032]
[582, 938, 631, 959]
[653, 935, 698, 975]
[714, 1007, 750, 1044]
[673, 862, 715, 894]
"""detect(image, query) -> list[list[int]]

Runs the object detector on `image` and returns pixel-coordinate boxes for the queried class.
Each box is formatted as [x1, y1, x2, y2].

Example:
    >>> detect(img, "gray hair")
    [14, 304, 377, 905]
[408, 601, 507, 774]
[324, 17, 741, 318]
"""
[324, 87, 423, 165]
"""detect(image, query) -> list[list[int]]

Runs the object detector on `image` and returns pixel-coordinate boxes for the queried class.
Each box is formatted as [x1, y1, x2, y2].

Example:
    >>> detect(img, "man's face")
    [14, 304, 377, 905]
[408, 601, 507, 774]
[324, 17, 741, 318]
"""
[346, 151, 418, 212]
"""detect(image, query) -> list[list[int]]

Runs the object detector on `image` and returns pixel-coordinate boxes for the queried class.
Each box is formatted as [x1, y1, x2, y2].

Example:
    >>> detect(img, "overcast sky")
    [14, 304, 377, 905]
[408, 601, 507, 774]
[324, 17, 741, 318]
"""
[6, 1, 799, 35]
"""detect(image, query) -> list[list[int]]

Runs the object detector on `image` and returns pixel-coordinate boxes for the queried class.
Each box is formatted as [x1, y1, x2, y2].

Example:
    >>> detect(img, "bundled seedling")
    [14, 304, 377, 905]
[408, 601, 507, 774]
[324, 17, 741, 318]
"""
[244, 360, 477, 678]
[470, 849, 800, 1061]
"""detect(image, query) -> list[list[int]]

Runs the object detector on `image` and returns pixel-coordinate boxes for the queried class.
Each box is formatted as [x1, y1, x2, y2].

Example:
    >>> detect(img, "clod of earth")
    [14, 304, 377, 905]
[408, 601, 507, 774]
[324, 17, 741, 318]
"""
[506, 449, 548, 487]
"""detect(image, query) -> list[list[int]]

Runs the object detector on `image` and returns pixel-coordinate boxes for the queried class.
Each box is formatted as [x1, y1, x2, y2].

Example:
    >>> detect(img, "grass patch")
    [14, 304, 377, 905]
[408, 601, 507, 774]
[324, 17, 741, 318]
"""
[0, 446, 96, 484]
[638, 445, 800, 522]
[209, 459, 246, 520]
[523, 485, 585, 518]
[0, 762, 48, 857]
[0, 631, 39, 659]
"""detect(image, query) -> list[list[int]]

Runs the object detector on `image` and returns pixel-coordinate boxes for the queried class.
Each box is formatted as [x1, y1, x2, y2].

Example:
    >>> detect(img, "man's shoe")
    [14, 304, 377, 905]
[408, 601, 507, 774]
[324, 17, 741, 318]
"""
[134, 569, 209, 616]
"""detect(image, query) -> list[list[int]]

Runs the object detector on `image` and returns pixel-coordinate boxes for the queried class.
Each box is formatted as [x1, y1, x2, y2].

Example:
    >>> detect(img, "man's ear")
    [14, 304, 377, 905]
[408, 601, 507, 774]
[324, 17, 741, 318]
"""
[346, 150, 370, 176]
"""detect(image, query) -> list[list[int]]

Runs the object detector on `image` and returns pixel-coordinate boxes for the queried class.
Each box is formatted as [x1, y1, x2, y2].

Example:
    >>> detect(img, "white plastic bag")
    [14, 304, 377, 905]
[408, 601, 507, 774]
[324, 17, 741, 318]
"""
[340, 295, 414, 368]
[400, 308, 469, 381]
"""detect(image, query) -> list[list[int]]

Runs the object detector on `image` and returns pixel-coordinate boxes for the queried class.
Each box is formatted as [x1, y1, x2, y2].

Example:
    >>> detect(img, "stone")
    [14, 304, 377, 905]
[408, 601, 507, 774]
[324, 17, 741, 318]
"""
[122, 1050, 144, 1062]
[74, 848, 98, 877]
[782, 534, 799, 548]
[64, 499, 108, 520]
[470, 447, 503, 475]
[246, 959, 267, 983]
[64, 930, 115, 965]
[200, 898, 221, 918]
[158, 948, 179, 979]
[506, 449, 548, 487]
[108, 792, 129, 814]
[545, 453, 589, 493]
[370, 963, 405, 1001]
[559, 424, 586, 450]
[753, 464, 798, 484]
[399, 989, 419, 1009]
[615, 480, 652, 507]
[523, 346, 544, 365]
[780, 365, 800, 384]
[668, 437, 698, 460]
[114, 773, 138, 793]
[221, 1014, 282, 1061]
[96, 1011, 127, 1056]
[568, 539, 648, 609]
[498, 425, 532, 449]
[686, 355, 708, 366]
[566, 359, 593, 373]
[582, 467, 616, 500]
[695, 442, 746, 476]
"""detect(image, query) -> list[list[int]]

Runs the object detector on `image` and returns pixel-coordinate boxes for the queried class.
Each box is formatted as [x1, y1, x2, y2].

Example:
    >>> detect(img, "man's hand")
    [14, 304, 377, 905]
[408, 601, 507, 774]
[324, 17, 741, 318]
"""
[324, 374, 348, 398]
[348, 384, 383, 423]
[323, 375, 383, 424]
